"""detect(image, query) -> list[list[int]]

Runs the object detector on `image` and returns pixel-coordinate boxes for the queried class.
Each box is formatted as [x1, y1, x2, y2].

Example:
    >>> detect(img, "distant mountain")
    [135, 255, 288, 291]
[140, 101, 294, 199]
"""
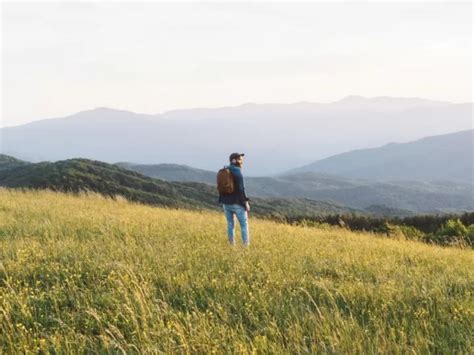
[287, 130, 474, 182]
[120, 163, 473, 214]
[116, 162, 216, 184]
[0, 158, 357, 218]
[0, 154, 30, 171]
[1, 96, 471, 175]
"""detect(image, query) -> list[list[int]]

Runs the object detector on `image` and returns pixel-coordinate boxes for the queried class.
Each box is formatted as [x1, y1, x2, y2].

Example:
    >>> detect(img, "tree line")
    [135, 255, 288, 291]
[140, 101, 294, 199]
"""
[281, 212, 474, 247]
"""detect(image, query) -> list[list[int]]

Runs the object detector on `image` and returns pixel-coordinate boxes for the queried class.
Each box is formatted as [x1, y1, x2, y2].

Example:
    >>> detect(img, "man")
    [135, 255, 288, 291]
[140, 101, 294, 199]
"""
[218, 152, 250, 246]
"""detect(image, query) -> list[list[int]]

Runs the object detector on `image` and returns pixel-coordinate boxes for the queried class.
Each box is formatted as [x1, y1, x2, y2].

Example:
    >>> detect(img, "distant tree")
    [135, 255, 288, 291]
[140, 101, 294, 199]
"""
[431, 219, 469, 246]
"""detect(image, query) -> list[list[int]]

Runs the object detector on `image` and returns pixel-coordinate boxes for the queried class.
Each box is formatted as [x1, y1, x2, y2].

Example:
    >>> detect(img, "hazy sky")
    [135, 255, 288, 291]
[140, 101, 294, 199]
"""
[1, 1, 472, 127]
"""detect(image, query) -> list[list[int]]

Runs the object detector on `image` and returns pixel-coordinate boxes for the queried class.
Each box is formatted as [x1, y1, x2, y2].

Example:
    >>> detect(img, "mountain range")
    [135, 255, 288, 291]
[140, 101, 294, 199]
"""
[1, 96, 472, 175]
[118, 166, 473, 214]
[1, 125, 472, 214]
[114, 130, 473, 213]
[288, 130, 473, 182]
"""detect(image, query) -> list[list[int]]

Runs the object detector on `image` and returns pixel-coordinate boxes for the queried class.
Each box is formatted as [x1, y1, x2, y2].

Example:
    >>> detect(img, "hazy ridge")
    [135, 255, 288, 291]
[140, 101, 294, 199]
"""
[1, 96, 472, 175]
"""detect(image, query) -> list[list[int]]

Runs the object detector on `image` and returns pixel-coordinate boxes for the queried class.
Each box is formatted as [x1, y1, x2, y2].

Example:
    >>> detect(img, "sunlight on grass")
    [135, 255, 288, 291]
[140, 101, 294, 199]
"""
[0, 189, 473, 353]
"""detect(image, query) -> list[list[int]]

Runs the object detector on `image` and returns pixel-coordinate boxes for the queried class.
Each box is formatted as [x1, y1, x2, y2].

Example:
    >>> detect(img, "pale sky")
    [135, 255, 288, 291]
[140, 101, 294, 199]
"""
[1, 1, 472, 127]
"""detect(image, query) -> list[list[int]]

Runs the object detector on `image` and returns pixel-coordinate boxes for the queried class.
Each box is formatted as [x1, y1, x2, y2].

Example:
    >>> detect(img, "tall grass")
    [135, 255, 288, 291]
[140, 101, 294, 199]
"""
[0, 189, 473, 353]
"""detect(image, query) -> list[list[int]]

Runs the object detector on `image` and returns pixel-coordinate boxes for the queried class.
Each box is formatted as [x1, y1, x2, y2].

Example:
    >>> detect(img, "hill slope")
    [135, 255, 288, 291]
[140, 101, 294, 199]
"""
[0, 189, 472, 353]
[0, 154, 30, 171]
[289, 130, 474, 182]
[116, 162, 217, 184]
[0, 158, 218, 210]
[0, 158, 358, 217]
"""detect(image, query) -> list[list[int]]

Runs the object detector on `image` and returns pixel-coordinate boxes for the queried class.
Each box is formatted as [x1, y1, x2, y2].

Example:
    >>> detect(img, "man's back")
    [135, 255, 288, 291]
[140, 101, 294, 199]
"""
[218, 164, 249, 207]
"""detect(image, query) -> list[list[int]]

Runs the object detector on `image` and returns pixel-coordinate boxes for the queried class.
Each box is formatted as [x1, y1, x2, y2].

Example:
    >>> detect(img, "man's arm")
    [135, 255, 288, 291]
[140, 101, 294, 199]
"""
[241, 178, 250, 211]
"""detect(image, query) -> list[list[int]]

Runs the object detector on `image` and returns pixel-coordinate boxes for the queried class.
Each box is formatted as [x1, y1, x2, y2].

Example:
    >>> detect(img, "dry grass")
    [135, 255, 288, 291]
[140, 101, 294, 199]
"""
[0, 189, 473, 353]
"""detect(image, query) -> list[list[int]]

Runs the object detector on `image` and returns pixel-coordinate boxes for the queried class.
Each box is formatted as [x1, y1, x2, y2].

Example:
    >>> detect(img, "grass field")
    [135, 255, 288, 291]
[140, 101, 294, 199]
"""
[0, 189, 473, 353]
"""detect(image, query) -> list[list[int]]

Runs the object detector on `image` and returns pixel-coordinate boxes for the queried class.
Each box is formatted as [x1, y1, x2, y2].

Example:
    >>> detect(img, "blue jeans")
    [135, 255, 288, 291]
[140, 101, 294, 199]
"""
[223, 204, 249, 246]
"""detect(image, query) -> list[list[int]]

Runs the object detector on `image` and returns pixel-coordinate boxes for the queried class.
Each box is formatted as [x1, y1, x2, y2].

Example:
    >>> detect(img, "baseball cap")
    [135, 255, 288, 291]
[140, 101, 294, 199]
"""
[229, 152, 245, 161]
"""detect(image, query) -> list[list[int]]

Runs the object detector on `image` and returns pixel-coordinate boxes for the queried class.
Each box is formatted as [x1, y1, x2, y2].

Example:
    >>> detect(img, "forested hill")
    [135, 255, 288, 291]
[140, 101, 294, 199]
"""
[119, 162, 474, 214]
[0, 158, 358, 218]
[0, 154, 30, 171]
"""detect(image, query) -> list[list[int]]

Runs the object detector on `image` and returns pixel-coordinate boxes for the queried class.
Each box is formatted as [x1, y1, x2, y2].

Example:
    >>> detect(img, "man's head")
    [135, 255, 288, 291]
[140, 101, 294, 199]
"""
[229, 152, 245, 167]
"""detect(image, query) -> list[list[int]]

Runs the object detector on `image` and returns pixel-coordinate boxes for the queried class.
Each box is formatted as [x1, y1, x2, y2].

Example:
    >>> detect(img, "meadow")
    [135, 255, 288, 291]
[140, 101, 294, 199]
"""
[0, 189, 473, 353]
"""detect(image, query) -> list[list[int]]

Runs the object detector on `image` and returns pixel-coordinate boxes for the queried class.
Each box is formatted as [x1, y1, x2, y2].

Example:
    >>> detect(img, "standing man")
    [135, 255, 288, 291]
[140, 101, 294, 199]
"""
[218, 152, 250, 246]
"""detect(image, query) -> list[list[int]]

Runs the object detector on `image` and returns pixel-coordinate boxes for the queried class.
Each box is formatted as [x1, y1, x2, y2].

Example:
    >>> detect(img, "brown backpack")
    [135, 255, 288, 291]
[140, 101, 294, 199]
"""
[217, 168, 234, 195]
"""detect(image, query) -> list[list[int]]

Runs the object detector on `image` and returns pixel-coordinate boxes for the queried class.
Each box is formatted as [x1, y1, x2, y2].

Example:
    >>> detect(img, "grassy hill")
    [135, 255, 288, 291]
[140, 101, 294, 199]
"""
[0, 190, 472, 353]
[0, 158, 218, 209]
[0, 158, 358, 218]
[3, 154, 472, 215]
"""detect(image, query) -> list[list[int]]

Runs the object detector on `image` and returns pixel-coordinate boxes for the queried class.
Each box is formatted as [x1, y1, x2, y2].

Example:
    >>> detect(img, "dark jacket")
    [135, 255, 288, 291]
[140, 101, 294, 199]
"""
[218, 164, 249, 207]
